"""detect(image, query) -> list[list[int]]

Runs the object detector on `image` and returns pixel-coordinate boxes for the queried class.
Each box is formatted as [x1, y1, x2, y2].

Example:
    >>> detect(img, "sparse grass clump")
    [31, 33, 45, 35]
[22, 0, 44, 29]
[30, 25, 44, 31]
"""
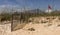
[52, 17, 55, 19]
[46, 18, 50, 20]
[41, 21, 48, 23]
[0, 13, 11, 22]
[57, 24, 60, 27]
[58, 18, 60, 20]
[47, 24, 52, 26]
[28, 28, 35, 31]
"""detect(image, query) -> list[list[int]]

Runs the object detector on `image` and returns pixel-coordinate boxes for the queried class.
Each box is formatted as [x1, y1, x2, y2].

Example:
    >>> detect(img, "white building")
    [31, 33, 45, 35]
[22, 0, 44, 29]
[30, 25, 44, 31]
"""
[45, 9, 52, 13]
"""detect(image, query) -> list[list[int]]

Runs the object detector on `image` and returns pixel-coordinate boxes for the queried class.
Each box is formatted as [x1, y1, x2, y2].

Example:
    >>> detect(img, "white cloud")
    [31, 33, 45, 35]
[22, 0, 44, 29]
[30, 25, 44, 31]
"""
[0, 4, 32, 13]
[0, 4, 20, 8]
[0, 4, 20, 12]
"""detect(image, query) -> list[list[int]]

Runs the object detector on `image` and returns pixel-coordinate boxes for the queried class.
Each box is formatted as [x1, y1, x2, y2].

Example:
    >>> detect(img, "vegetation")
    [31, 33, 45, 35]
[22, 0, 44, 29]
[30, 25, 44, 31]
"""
[0, 9, 60, 22]
[28, 28, 35, 31]
[47, 24, 52, 26]
[41, 21, 48, 23]
[57, 24, 60, 27]
[0, 13, 12, 22]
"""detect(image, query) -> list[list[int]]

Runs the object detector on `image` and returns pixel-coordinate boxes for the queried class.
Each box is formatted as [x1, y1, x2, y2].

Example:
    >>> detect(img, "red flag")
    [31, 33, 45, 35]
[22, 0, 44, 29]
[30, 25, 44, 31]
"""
[48, 5, 51, 9]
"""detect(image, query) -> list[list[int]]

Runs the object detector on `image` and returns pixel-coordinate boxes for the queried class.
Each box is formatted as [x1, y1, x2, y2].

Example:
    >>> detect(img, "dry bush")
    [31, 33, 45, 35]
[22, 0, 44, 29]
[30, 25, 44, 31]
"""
[52, 17, 55, 19]
[28, 28, 35, 31]
[47, 24, 52, 26]
[46, 18, 50, 20]
[57, 24, 60, 27]
[58, 18, 60, 20]
[41, 21, 48, 24]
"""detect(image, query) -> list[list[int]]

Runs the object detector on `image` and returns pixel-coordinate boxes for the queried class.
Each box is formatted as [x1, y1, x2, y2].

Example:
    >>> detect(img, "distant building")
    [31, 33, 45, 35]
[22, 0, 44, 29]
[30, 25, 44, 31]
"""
[45, 9, 52, 13]
[45, 5, 52, 13]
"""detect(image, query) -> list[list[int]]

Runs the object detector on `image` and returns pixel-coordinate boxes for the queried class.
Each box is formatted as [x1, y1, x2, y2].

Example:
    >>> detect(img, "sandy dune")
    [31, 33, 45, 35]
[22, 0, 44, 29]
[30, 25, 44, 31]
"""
[0, 16, 60, 35]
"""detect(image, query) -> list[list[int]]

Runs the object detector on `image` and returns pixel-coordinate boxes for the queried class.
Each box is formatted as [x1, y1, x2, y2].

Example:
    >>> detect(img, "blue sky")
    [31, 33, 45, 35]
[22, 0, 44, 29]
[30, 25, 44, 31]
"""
[0, 0, 60, 10]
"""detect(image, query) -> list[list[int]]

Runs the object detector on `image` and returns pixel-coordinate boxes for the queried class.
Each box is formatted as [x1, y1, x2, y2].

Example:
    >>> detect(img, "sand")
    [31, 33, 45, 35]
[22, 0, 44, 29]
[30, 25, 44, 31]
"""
[0, 16, 60, 35]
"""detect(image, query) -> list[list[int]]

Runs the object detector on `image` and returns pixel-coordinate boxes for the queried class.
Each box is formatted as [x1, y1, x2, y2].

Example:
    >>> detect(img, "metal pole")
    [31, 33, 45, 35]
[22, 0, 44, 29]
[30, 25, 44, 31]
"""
[11, 14, 13, 31]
